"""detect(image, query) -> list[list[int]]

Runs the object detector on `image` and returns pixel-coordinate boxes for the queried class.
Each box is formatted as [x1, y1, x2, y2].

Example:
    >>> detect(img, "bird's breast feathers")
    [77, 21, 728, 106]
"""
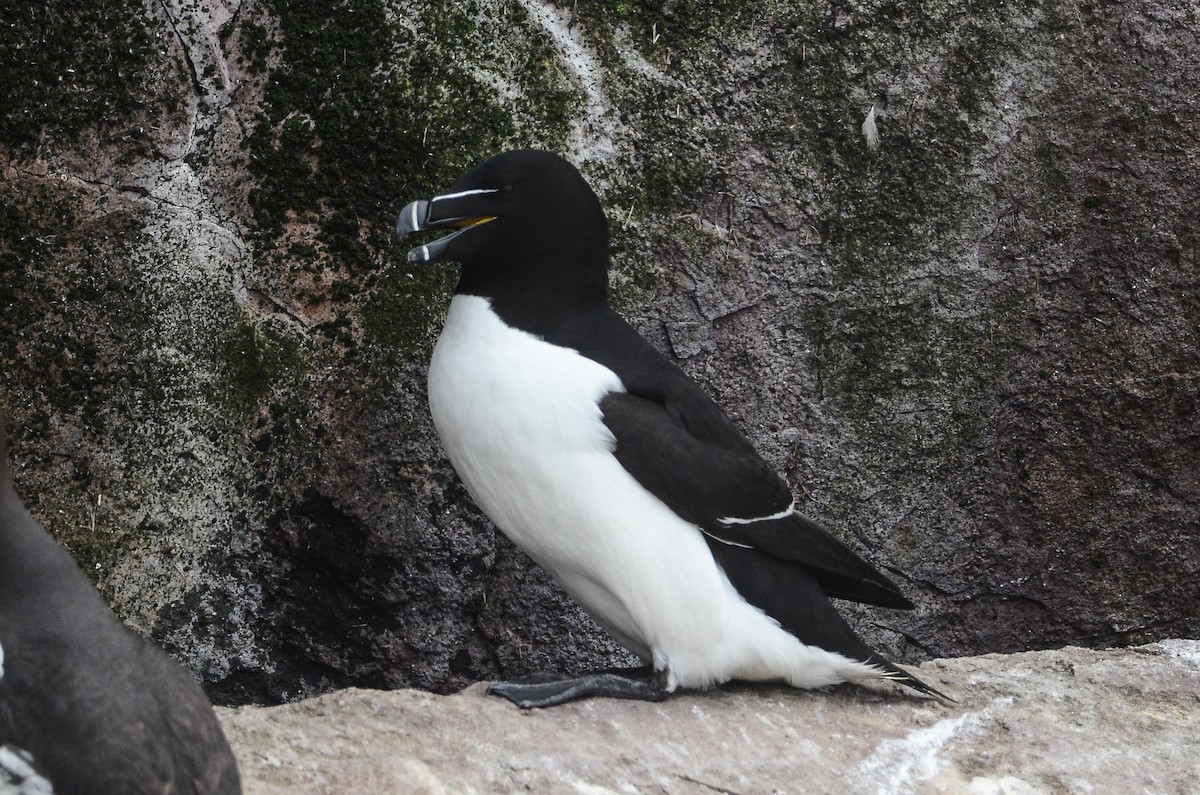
[428, 294, 627, 544]
[427, 295, 738, 653]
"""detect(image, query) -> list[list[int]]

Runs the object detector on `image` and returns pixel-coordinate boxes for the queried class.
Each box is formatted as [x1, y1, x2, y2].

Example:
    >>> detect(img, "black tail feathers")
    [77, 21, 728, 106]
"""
[869, 654, 955, 703]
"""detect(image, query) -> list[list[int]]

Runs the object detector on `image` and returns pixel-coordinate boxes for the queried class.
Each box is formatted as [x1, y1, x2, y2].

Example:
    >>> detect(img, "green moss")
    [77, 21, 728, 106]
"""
[658, 4, 1027, 464]
[804, 286, 1029, 472]
[764, 7, 1015, 276]
[216, 313, 308, 418]
[358, 265, 458, 366]
[0, 1, 167, 155]
[0, 182, 180, 585]
[0, 183, 158, 433]
[0, 187, 74, 333]
[245, 0, 578, 244]
[51, 499, 126, 588]
[566, 6, 737, 215]
[235, 17, 273, 73]
[609, 213, 719, 311]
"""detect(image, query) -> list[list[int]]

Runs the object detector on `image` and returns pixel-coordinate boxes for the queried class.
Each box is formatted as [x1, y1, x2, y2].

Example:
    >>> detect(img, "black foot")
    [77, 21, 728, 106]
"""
[486, 670, 670, 709]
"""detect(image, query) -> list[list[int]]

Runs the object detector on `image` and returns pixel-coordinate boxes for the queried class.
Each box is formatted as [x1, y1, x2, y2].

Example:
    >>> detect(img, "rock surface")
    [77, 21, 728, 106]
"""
[220, 641, 1200, 794]
[1, 1, 1198, 706]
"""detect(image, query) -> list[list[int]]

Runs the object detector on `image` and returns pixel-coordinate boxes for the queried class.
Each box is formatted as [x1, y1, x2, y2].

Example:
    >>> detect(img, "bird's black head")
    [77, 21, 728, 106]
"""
[395, 150, 610, 300]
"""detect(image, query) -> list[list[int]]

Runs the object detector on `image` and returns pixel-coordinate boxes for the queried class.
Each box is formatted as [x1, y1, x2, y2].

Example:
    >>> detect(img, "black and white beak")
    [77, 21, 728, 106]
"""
[395, 187, 502, 264]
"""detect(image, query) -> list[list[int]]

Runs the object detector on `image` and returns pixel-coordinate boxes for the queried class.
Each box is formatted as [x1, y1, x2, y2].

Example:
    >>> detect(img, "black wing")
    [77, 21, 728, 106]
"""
[599, 387, 912, 609]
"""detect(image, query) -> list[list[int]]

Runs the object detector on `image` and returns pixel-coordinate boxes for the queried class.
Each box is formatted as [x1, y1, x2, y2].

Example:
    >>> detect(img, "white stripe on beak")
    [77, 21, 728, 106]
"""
[431, 187, 501, 204]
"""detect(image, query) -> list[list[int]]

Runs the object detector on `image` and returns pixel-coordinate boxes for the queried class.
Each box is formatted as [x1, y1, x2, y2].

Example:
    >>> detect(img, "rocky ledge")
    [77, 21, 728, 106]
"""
[219, 640, 1199, 794]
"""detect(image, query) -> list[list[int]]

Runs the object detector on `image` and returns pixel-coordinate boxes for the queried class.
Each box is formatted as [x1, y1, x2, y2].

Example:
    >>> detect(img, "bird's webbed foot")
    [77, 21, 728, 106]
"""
[486, 667, 670, 709]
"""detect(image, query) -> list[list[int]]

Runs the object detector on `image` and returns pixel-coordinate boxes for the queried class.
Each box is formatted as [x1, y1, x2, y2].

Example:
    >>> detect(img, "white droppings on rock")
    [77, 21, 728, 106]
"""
[74, 0, 268, 679]
[967, 775, 1050, 795]
[611, 24, 679, 87]
[1154, 638, 1200, 666]
[568, 781, 625, 795]
[859, 698, 1012, 795]
[514, 0, 617, 163]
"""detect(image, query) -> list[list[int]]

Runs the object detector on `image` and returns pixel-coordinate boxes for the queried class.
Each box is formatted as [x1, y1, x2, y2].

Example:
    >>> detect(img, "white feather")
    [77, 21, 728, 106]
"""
[428, 295, 884, 691]
[862, 106, 880, 152]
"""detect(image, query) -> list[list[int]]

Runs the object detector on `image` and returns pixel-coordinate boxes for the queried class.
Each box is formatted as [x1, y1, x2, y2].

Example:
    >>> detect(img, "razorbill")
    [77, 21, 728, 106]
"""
[0, 422, 242, 793]
[395, 149, 948, 708]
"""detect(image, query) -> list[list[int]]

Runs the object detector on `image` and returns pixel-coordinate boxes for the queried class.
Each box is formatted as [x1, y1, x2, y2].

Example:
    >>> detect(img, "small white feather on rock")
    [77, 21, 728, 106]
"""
[862, 106, 880, 152]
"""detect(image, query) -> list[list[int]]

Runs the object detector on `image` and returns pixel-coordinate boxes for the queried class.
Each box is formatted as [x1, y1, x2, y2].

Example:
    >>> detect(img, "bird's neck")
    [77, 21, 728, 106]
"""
[454, 255, 610, 308]
[452, 277, 610, 349]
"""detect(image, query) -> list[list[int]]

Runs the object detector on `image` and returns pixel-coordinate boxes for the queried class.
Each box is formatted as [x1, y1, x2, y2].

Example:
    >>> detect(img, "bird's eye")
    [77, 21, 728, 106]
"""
[500, 184, 515, 197]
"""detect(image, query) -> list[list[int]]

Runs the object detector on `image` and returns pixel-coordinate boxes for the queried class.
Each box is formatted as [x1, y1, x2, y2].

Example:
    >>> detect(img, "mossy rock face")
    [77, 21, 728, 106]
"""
[0, 3, 176, 155]
[2, 0, 1197, 706]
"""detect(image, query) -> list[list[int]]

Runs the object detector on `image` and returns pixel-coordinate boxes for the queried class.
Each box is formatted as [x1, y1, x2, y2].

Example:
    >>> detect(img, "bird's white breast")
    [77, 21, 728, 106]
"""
[428, 295, 729, 660]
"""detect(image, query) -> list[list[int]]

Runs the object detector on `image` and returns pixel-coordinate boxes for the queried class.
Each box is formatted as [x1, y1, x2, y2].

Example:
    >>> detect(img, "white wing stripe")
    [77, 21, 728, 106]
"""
[700, 529, 754, 548]
[718, 500, 796, 526]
